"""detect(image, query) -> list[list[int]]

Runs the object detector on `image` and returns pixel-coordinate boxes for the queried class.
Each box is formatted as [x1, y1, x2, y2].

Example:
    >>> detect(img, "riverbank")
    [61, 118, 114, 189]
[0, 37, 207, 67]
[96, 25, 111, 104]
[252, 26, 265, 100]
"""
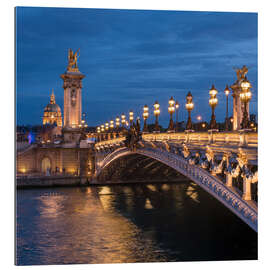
[16, 175, 190, 189]
[16, 176, 91, 188]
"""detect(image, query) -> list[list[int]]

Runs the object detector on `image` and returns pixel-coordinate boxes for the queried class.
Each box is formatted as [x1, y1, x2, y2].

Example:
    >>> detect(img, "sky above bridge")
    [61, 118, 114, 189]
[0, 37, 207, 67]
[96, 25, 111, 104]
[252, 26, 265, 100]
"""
[16, 7, 257, 126]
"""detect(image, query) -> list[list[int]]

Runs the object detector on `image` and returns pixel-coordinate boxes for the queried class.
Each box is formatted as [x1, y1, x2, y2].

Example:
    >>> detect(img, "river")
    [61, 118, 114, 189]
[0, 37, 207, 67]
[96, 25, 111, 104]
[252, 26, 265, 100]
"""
[16, 181, 257, 265]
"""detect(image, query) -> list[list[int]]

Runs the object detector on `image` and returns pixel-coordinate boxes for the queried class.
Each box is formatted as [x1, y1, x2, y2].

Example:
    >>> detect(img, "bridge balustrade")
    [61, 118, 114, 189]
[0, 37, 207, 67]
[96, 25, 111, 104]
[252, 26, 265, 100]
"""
[142, 131, 257, 148]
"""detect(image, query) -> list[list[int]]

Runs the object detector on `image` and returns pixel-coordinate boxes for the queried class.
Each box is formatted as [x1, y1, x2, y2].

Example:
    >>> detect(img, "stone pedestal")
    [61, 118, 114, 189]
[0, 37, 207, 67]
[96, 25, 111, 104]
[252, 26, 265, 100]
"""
[62, 127, 82, 144]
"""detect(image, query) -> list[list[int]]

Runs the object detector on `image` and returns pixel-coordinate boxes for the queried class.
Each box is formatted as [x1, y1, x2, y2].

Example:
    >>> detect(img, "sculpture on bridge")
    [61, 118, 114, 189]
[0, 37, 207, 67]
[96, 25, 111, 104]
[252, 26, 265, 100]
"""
[234, 65, 248, 82]
[125, 120, 142, 151]
[67, 48, 80, 72]
[181, 143, 190, 159]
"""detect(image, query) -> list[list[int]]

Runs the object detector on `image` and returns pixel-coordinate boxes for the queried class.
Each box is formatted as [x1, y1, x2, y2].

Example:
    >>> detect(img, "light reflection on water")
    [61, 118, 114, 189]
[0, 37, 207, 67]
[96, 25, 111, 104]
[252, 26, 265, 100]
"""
[16, 182, 257, 265]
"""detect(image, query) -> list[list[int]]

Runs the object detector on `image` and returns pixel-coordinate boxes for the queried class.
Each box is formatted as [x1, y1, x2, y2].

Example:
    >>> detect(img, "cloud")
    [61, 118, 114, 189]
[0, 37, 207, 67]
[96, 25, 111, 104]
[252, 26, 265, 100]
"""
[16, 7, 258, 125]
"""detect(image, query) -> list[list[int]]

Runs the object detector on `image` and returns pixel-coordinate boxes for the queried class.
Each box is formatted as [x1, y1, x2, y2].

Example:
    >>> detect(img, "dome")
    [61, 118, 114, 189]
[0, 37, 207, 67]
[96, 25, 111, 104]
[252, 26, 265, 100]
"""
[44, 103, 61, 113]
[42, 89, 62, 127]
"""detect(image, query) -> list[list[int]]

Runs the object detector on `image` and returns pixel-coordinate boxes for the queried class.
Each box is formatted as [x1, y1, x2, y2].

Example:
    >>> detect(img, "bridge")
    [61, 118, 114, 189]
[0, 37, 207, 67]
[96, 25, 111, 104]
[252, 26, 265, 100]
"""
[93, 130, 258, 232]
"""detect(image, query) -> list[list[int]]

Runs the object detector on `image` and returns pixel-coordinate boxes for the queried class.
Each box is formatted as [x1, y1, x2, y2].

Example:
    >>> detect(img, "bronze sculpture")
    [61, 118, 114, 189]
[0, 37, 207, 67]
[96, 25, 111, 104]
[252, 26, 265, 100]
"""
[67, 48, 80, 72]
[234, 65, 248, 81]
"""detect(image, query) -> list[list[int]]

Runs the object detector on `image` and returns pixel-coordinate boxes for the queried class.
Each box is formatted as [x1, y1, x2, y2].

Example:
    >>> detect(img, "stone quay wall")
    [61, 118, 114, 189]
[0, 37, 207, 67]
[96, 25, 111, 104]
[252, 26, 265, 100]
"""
[17, 176, 91, 188]
[16, 144, 92, 175]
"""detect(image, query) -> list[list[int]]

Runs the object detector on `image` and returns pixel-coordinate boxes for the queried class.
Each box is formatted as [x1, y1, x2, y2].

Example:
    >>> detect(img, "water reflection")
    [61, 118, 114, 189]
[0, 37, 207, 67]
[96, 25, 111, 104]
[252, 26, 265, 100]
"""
[145, 198, 154, 209]
[16, 182, 257, 265]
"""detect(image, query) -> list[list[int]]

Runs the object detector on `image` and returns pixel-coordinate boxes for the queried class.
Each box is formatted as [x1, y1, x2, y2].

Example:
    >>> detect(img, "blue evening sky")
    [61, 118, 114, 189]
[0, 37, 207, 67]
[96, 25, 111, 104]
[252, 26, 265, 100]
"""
[16, 7, 257, 127]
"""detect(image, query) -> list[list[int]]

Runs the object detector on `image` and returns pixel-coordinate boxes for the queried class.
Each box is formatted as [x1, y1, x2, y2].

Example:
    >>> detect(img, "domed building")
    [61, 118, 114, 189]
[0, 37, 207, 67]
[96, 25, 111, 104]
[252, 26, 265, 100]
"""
[42, 89, 62, 127]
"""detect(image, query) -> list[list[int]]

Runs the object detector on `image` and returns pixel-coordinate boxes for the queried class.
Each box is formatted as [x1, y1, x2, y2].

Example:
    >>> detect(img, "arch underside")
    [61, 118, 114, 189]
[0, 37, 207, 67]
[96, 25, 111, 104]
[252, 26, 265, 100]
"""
[97, 153, 190, 183]
[95, 147, 258, 232]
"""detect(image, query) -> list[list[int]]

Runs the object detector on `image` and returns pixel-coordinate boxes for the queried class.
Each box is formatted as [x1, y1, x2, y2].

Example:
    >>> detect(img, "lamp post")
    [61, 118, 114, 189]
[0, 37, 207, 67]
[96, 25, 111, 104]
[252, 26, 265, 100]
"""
[209, 85, 218, 131]
[110, 120, 114, 130]
[110, 120, 114, 138]
[97, 126, 101, 141]
[101, 124, 105, 141]
[115, 116, 120, 130]
[105, 122, 109, 140]
[121, 114, 126, 129]
[168, 96, 175, 132]
[143, 105, 149, 133]
[129, 111, 134, 126]
[153, 101, 160, 132]
[185, 92, 194, 131]
[175, 100, 179, 132]
[240, 76, 252, 130]
[224, 85, 230, 131]
[115, 116, 120, 136]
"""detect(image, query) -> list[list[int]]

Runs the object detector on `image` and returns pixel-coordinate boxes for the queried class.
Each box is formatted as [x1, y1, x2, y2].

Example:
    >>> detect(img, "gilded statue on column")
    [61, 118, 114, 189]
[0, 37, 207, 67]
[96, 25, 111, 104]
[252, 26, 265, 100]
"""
[67, 48, 80, 72]
[234, 65, 248, 82]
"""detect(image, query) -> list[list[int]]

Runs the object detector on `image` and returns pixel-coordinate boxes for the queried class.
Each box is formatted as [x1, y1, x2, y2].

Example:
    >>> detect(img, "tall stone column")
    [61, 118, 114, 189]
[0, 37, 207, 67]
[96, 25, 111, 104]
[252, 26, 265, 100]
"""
[231, 83, 243, 131]
[60, 49, 86, 143]
[61, 71, 85, 128]
[230, 66, 250, 131]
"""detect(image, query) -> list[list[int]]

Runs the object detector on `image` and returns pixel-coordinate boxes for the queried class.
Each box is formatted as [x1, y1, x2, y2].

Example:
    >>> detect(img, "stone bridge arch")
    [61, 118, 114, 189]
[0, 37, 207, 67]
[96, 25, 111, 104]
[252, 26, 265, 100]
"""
[94, 146, 257, 232]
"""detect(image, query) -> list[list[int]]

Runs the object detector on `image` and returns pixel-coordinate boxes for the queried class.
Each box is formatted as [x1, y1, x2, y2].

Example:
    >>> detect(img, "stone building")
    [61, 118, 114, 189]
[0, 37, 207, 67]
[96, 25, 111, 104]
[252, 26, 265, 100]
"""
[42, 89, 62, 127]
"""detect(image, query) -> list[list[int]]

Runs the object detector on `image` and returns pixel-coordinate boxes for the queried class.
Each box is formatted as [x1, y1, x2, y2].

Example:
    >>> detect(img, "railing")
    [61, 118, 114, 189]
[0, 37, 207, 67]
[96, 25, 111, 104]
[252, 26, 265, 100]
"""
[142, 131, 257, 148]
[94, 131, 258, 149]
[95, 137, 126, 148]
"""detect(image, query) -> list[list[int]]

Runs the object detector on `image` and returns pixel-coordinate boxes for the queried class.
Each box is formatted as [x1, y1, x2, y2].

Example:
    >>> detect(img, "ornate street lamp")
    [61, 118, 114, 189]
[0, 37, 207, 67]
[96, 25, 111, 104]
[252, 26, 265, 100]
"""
[101, 124, 105, 140]
[110, 120, 114, 129]
[143, 105, 149, 132]
[96, 126, 101, 141]
[121, 114, 126, 128]
[115, 116, 120, 130]
[224, 84, 230, 131]
[240, 76, 252, 129]
[129, 111, 134, 126]
[168, 96, 175, 132]
[185, 92, 194, 131]
[175, 100, 180, 132]
[209, 85, 218, 130]
[153, 101, 160, 132]
[105, 122, 109, 140]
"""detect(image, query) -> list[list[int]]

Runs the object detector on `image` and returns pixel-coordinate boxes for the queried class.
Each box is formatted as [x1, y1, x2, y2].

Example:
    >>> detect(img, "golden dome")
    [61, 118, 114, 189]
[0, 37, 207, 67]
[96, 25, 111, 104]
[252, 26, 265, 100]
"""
[43, 89, 62, 127]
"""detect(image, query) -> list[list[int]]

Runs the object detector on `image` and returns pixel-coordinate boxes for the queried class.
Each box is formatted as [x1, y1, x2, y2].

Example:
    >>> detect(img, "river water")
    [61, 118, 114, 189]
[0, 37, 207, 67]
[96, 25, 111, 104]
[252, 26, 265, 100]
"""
[16, 181, 257, 265]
